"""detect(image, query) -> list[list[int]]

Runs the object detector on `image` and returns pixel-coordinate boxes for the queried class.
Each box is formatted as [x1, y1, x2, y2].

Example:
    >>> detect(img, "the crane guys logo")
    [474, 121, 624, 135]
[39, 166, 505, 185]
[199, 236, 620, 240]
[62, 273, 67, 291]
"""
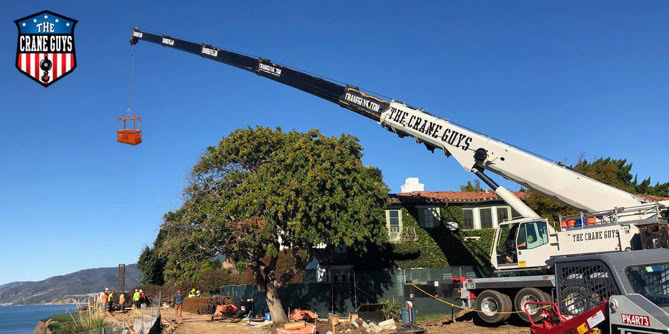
[15, 10, 78, 87]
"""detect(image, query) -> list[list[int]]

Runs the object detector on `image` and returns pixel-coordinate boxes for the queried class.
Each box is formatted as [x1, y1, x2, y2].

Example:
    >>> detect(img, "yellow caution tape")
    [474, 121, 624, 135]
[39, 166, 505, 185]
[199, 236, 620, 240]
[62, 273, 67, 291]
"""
[408, 283, 550, 315]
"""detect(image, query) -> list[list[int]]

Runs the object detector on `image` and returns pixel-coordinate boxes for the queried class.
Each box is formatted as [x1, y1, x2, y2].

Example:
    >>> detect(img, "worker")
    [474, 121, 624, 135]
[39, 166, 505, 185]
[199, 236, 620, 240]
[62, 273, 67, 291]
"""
[196, 290, 201, 297]
[174, 289, 183, 324]
[133, 289, 141, 309]
[517, 225, 528, 249]
[140, 289, 146, 309]
[188, 288, 196, 298]
[100, 289, 108, 312]
[107, 291, 114, 312]
[119, 293, 125, 311]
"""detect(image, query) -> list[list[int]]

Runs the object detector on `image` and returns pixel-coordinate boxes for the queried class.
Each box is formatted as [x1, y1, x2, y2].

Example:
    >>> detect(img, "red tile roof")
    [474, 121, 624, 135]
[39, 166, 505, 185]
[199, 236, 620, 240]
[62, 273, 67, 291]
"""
[388, 191, 529, 204]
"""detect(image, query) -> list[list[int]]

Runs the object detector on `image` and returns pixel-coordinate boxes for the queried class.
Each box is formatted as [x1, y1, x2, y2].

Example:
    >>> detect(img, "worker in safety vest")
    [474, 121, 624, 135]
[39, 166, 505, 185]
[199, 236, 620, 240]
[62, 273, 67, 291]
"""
[133, 289, 141, 309]
[107, 291, 114, 312]
[100, 289, 108, 311]
[188, 288, 196, 297]
[119, 293, 125, 311]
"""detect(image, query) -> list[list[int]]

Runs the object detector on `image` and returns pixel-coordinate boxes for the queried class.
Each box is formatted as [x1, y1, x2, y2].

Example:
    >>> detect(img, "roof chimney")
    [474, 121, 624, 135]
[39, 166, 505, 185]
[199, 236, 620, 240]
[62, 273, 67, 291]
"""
[401, 177, 424, 193]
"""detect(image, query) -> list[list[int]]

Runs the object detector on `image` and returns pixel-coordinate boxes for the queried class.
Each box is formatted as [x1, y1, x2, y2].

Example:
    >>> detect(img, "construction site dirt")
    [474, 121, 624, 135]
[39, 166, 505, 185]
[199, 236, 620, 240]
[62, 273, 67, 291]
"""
[111, 308, 529, 333]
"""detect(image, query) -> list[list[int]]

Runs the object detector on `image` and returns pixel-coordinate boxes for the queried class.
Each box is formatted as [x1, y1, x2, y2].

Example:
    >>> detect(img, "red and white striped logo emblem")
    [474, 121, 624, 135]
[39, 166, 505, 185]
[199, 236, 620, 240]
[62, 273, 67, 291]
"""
[15, 11, 78, 87]
[16, 53, 75, 86]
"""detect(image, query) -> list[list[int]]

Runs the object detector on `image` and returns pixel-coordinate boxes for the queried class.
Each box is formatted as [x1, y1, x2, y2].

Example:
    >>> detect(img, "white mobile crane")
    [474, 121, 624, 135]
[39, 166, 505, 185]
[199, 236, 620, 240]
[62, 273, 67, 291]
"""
[129, 28, 669, 323]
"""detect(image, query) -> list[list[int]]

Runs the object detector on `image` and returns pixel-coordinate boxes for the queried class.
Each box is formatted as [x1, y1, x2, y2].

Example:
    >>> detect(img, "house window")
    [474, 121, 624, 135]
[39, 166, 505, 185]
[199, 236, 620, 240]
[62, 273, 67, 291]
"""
[418, 207, 440, 228]
[329, 268, 352, 283]
[463, 209, 474, 230]
[386, 209, 402, 242]
[497, 207, 510, 223]
[480, 208, 493, 229]
[511, 207, 522, 219]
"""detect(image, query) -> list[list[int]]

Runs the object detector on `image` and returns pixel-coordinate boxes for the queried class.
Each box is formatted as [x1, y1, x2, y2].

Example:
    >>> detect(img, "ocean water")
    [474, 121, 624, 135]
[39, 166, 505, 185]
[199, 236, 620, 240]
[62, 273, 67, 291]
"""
[0, 305, 76, 334]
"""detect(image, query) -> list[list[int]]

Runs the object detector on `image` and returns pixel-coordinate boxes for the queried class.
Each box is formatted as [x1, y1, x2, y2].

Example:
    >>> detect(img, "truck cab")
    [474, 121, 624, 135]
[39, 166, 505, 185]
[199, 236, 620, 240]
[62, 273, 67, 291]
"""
[489, 207, 668, 271]
[492, 218, 555, 269]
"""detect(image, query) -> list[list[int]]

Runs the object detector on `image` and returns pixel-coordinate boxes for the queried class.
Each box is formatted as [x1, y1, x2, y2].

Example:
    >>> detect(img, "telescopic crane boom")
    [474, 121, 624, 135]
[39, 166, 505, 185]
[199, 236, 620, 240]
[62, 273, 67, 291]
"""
[130, 28, 657, 218]
[130, 28, 669, 271]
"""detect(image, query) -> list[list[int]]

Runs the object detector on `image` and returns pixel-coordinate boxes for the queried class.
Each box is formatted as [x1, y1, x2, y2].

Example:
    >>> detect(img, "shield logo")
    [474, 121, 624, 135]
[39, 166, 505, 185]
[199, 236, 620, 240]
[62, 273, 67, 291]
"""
[14, 10, 78, 87]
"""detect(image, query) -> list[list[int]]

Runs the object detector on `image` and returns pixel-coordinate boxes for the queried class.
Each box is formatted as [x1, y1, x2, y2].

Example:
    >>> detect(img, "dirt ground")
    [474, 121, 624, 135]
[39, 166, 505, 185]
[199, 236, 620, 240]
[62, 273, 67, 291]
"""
[417, 311, 529, 334]
[109, 307, 266, 334]
[108, 307, 530, 334]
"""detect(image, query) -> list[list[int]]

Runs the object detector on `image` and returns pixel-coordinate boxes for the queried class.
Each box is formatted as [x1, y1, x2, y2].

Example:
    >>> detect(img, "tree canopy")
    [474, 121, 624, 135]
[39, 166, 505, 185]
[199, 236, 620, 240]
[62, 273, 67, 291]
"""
[156, 127, 389, 321]
[460, 179, 482, 192]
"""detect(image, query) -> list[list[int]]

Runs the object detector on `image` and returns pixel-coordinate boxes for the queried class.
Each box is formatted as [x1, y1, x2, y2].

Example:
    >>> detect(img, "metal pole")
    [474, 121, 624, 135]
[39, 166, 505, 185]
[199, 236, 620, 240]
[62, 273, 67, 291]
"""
[353, 271, 358, 310]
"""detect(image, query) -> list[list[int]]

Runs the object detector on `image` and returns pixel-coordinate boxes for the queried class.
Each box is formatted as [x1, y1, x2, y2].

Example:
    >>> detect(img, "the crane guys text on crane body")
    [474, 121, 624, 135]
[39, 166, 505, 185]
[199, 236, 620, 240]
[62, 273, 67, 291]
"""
[385, 104, 473, 151]
[571, 229, 620, 242]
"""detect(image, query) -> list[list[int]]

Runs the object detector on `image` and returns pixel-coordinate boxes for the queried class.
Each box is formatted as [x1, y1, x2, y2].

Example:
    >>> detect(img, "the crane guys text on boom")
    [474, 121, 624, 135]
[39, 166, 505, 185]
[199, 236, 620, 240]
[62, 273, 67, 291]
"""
[386, 106, 473, 151]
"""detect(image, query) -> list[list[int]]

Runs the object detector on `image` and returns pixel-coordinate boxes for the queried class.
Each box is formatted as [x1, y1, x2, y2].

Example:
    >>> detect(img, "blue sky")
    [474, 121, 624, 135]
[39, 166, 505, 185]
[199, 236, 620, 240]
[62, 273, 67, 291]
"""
[1, 1, 668, 285]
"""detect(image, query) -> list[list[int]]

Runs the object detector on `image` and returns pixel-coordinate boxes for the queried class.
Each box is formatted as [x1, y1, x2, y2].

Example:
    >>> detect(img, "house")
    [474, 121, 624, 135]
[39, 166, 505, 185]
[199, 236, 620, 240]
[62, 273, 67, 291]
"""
[304, 247, 353, 283]
[385, 178, 527, 242]
[304, 178, 529, 282]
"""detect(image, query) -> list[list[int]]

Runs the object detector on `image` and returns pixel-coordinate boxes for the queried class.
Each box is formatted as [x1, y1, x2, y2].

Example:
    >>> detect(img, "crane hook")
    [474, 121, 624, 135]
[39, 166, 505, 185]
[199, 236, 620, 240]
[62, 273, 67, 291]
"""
[40, 57, 52, 83]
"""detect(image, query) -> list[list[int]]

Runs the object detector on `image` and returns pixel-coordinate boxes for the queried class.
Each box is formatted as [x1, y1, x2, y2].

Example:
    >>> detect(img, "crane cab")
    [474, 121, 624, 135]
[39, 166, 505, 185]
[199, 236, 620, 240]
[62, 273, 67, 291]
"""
[492, 218, 555, 270]
[117, 115, 142, 145]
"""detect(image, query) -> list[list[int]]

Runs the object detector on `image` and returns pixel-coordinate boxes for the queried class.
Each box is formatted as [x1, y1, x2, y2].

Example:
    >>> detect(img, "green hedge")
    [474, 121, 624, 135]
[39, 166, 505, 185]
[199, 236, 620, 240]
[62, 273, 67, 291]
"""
[389, 207, 495, 269]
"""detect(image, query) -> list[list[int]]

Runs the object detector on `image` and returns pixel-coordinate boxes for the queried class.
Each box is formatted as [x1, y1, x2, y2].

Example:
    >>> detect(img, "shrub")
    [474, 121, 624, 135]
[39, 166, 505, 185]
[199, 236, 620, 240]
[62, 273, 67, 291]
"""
[381, 298, 401, 321]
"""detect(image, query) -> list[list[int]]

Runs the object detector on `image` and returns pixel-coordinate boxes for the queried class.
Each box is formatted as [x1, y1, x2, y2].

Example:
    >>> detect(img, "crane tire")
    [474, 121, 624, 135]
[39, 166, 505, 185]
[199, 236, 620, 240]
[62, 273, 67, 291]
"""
[500, 293, 513, 322]
[514, 287, 551, 323]
[475, 289, 512, 324]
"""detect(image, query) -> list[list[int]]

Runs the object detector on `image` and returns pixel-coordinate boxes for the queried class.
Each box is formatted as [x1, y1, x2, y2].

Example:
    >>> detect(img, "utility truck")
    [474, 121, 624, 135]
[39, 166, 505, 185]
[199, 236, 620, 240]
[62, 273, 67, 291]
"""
[526, 248, 669, 334]
[128, 28, 669, 323]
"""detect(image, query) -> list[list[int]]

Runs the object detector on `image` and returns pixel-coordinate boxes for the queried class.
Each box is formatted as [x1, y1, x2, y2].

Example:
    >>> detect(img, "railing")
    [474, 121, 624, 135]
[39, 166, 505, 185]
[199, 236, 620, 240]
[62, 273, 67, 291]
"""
[559, 202, 664, 230]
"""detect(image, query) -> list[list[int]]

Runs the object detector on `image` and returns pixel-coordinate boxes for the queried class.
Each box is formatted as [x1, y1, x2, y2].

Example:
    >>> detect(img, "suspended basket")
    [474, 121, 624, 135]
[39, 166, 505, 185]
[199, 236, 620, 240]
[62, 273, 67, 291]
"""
[117, 115, 142, 145]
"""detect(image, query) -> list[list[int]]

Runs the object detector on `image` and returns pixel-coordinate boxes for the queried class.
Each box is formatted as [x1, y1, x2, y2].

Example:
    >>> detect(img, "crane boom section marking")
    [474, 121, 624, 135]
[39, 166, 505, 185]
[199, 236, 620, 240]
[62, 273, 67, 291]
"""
[382, 101, 472, 151]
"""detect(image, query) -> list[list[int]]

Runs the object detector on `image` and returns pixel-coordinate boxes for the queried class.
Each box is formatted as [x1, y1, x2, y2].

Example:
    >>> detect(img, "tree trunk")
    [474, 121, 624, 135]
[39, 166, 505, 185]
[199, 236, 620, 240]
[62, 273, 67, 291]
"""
[264, 282, 288, 322]
[254, 254, 288, 323]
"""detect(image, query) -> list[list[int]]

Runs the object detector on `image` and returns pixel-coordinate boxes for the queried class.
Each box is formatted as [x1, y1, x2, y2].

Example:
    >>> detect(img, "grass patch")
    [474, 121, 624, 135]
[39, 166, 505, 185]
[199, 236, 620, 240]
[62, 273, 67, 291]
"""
[44, 307, 110, 333]
[416, 313, 446, 322]
[42, 313, 72, 322]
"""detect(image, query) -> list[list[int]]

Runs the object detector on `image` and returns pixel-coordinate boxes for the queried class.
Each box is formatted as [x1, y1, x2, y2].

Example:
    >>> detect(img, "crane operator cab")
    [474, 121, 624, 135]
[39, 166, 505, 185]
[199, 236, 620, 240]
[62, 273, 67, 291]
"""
[492, 219, 553, 270]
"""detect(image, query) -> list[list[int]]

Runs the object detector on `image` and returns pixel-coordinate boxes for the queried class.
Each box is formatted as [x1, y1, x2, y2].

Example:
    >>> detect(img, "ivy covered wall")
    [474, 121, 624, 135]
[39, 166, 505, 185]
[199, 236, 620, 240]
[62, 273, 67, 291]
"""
[389, 206, 496, 270]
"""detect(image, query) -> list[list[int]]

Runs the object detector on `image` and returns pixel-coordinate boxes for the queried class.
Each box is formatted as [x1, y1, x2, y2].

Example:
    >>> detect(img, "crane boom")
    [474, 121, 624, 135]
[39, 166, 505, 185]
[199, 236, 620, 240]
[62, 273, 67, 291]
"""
[130, 28, 648, 215]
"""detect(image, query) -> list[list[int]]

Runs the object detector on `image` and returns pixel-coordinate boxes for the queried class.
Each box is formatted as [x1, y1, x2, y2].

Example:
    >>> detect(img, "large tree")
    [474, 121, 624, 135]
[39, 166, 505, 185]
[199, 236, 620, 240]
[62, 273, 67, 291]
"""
[137, 229, 167, 285]
[159, 127, 389, 322]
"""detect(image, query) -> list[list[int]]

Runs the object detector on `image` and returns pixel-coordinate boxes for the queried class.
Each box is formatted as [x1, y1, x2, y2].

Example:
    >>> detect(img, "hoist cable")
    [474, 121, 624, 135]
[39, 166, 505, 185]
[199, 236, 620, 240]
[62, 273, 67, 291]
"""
[127, 45, 135, 116]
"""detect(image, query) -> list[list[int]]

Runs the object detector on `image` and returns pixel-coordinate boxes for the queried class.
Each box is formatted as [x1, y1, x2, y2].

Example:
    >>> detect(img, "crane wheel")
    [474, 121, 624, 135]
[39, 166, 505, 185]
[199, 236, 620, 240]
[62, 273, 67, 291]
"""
[475, 289, 512, 324]
[500, 293, 513, 322]
[514, 288, 551, 323]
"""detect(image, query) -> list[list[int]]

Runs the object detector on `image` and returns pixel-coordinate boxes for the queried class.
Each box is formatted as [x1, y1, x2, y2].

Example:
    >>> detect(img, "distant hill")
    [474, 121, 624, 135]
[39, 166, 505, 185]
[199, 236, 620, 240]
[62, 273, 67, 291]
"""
[0, 264, 140, 305]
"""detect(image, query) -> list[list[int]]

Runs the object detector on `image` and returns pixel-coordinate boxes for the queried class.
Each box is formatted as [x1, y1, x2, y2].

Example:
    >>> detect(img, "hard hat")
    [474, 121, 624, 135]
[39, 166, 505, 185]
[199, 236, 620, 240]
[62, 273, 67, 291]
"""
[139, 289, 143, 292]
[192, 288, 195, 291]
[105, 288, 108, 291]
